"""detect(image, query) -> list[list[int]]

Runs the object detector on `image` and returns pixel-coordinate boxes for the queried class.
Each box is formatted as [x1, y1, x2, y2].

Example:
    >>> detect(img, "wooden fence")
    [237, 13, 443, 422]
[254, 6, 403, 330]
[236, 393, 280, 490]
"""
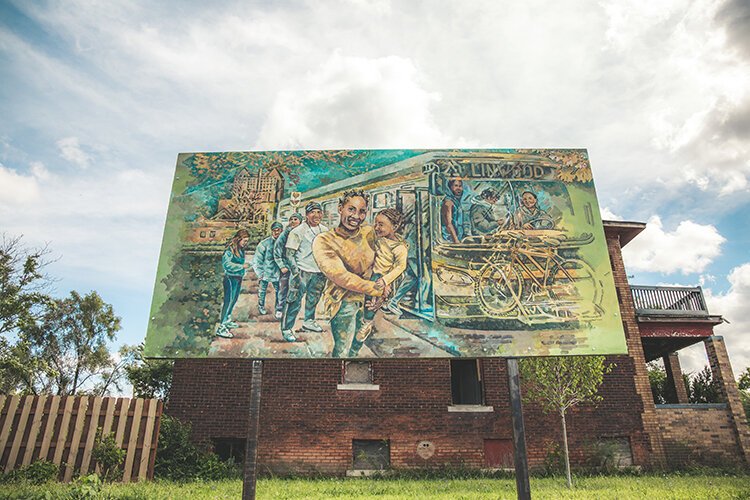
[0, 395, 163, 482]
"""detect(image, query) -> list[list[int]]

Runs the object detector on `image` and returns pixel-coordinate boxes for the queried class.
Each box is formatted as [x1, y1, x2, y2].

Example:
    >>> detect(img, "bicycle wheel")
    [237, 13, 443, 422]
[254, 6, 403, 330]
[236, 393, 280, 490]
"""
[475, 261, 523, 317]
[546, 258, 602, 311]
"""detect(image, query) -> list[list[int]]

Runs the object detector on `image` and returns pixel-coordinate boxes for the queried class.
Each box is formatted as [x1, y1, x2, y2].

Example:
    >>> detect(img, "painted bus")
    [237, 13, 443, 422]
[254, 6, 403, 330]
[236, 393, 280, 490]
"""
[276, 150, 606, 330]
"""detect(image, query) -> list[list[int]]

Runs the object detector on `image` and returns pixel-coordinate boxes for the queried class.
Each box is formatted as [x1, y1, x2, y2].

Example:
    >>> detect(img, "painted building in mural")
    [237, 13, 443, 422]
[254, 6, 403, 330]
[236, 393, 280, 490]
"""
[145, 149, 625, 360]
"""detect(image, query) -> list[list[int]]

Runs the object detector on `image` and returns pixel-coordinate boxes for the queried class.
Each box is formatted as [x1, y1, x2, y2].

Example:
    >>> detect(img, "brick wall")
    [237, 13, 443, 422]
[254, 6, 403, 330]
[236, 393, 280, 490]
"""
[656, 405, 741, 467]
[166, 232, 662, 474]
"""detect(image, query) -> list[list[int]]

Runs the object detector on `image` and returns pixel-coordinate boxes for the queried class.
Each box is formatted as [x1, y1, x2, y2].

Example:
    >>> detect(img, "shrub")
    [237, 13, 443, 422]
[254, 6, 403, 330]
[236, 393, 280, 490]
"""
[92, 430, 126, 482]
[66, 473, 103, 500]
[154, 415, 240, 481]
[0, 460, 59, 484]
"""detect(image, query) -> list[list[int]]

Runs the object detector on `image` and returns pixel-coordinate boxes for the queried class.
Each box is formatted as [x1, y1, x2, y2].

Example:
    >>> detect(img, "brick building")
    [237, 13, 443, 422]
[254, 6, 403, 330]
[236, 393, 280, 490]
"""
[168, 220, 750, 473]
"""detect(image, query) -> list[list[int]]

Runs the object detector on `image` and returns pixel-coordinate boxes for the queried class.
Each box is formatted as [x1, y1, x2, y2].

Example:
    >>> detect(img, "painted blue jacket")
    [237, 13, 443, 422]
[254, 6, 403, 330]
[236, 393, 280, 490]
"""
[273, 227, 293, 270]
[252, 236, 280, 282]
[222, 248, 246, 277]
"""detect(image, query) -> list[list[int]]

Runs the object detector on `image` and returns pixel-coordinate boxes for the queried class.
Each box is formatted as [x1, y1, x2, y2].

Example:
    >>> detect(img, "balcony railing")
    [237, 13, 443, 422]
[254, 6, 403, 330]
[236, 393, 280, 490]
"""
[631, 285, 709, 317]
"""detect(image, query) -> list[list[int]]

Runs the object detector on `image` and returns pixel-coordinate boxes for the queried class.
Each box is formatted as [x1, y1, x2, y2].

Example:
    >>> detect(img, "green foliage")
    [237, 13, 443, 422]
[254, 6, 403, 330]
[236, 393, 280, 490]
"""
[121, 344, 173, 401]
[92, 431, 126, 482]
[0, 460, 59, 484]
[520, 356, 614, 488]
[22, 290, 121, 395]
[738, 367, 750, 391]
[66, 474, 103, 500]
[520, 356, 614, 415]
[687, 366, 721, 404]
[647, 362, 667, 404]
[0, 234, 54, 393]
[154, 415, 240, 481]
[541, 441, 565, 476]
[0, 234, 51, 337]
[2, 475, 750, 499]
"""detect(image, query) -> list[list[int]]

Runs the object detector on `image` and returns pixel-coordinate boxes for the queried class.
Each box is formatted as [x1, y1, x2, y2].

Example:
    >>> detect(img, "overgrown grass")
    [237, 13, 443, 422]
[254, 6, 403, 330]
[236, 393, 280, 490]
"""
[0, 474, 749, 499]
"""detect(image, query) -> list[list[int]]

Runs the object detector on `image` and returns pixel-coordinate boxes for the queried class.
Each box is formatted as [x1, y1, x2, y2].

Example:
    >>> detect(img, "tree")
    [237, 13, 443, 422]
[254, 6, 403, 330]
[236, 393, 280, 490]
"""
[647, 361, 667, 404]
[0, 234, 52, 337]
[22, 291, 121, 395]
[520, 356, 614, 488]
[737, 367, 750, 424]
[121, 344, 173, 401]
[687, 366, 721, 404]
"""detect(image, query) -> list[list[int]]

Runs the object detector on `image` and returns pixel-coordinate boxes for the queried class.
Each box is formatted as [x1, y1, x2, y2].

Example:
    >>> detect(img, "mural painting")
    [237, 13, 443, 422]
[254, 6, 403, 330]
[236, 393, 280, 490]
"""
[145, 149, 626, 359]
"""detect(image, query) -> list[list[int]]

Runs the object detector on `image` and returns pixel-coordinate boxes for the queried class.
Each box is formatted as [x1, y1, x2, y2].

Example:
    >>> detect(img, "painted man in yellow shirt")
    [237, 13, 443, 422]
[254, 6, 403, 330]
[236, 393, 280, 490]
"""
[312, 190, 384, 357]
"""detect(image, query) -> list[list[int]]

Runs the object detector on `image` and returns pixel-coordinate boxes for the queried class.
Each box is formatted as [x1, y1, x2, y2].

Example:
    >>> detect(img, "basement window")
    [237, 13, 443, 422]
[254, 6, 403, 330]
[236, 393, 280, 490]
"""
[337, 361, 379, 391]
[352, 439, 390, 470]
[212, 438, 245, 464]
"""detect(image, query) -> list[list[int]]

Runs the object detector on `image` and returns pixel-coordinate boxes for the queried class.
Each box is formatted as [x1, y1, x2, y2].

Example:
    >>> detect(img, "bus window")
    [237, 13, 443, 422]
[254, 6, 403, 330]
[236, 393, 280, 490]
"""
[373, 191, 393, 209]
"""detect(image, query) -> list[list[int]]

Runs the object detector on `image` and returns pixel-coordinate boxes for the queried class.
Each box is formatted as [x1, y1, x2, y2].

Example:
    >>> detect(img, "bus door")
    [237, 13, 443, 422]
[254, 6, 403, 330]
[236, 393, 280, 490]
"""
[396, 188, 435, 320]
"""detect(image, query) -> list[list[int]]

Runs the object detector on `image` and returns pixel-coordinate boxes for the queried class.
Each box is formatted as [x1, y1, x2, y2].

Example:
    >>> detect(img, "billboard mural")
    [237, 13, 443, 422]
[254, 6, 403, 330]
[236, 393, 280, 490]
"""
[145, 149, 626, 359]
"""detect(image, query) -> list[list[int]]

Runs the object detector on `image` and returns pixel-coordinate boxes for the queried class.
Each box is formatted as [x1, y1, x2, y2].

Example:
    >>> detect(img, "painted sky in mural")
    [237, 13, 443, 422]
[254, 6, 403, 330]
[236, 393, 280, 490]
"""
[145, 149, 626, 359]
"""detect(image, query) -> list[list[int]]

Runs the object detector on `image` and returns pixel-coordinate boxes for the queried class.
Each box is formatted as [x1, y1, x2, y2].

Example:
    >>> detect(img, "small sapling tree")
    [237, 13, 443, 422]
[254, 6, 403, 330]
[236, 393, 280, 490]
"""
[520, 356, 613, 488]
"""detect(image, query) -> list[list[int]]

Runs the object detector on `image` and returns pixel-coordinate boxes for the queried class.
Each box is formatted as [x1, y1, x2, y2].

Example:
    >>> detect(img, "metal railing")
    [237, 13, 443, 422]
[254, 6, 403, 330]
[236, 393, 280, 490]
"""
[630, 285, 709, 316]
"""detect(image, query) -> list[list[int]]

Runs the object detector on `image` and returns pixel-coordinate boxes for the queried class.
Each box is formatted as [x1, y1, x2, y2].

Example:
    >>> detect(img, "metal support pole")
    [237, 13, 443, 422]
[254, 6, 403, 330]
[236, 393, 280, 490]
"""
[242, 359, 264, 500]
[507, 358, 531, 500]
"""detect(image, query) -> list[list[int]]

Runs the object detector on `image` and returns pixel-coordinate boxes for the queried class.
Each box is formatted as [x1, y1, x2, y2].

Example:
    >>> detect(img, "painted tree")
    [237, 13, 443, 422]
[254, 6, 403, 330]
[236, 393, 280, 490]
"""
[519, 356, 614, 488]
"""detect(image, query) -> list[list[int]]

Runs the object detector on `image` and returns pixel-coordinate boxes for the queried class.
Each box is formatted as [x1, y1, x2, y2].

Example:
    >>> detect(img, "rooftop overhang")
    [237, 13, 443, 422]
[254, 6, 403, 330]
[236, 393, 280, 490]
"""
[603, 220, 646, 248]
[638, 316, 724, 361]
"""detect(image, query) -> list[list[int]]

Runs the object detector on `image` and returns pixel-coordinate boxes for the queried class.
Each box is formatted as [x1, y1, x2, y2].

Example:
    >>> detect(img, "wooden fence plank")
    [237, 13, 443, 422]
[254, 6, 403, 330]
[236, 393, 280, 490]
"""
[137, 399, 158, 481]
[0, 396, 20, 464]
[101, 397, 116, 437]
[38, 396, 60, 461]
[5, 396, 34, 472]
[79, 396, 102, 475]
[121, 398, 144, 483]
[52, 397, 75, 465]
[22, 395, 47, 466]
[63, 398, 89, 482]
[147, 400, 163, 480]
[114, 398, 130, 448]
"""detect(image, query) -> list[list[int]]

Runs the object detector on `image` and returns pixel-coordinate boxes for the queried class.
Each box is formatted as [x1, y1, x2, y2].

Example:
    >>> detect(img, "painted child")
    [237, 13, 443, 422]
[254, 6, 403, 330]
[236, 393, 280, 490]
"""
[217, 229, 250, 339]
[354, 208, 408, 344]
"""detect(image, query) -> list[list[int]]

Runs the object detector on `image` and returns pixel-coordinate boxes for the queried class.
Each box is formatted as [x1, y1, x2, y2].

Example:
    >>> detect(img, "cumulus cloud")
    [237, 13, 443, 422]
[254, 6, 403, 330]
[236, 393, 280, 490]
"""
[622, 216, 726, 274]
[256, 53, 447, 150]
[56, 137, 91, 169]
[600, 206, 623, 221]
[0, 163, 43, 205]
[706, 263, 750, 373]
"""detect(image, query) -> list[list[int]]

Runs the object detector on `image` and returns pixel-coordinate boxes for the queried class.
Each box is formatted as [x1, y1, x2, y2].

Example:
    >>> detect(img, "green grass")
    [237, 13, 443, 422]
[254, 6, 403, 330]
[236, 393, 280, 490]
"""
[1, 475, 749, 499]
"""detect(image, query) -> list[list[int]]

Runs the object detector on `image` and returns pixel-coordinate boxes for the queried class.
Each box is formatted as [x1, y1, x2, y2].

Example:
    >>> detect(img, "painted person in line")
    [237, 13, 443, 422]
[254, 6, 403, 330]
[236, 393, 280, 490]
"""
[511, 191, 554, 230]
[217, 229, 250, 339]
[441, 178, 468, 243]
[252, 221, 283, 317]
[355, 208, 408, 343]
[469, 188, 505, 235]
[281, 202, 329, 342]
[312, 190, 383, 357]
[273, 213, 303, 320]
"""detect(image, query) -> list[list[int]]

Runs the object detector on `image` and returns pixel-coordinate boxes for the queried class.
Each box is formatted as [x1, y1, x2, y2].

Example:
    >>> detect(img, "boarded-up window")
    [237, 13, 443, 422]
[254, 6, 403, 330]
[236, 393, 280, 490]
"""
[451, 359, 483, 405]
[343, 361, 372, 384]
[484, 439, 513, 468]
[352, 439, 390, 470]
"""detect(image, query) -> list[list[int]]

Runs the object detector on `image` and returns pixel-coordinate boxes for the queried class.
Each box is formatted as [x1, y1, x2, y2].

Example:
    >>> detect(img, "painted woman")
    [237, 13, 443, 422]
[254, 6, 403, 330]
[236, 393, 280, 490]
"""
[217, 229, 250, 339]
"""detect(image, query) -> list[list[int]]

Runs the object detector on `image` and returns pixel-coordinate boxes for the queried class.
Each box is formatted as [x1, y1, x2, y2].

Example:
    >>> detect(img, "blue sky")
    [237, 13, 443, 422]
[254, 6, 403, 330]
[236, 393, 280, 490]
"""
[1, 0, 748, 375]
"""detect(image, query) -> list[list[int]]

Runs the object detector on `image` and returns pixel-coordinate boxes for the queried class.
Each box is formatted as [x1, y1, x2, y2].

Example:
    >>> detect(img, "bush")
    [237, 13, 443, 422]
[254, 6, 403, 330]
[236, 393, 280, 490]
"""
[154, 415, 240, 481]
[92, 430, 126, 482]
[66, 473, 103, 500]
[0, 459, 59, 484]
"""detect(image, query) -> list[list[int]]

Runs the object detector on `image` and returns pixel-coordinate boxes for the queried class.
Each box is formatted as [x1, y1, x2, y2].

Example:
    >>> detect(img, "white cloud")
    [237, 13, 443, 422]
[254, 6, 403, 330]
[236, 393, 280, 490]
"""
[56, 137, 91, 169]
[705, 263, 750, 374]
[622, 216, 725, 274]
[256, 53, 447, 150]
[600, 206, 623, 221]
[0, 163, 42, 205]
